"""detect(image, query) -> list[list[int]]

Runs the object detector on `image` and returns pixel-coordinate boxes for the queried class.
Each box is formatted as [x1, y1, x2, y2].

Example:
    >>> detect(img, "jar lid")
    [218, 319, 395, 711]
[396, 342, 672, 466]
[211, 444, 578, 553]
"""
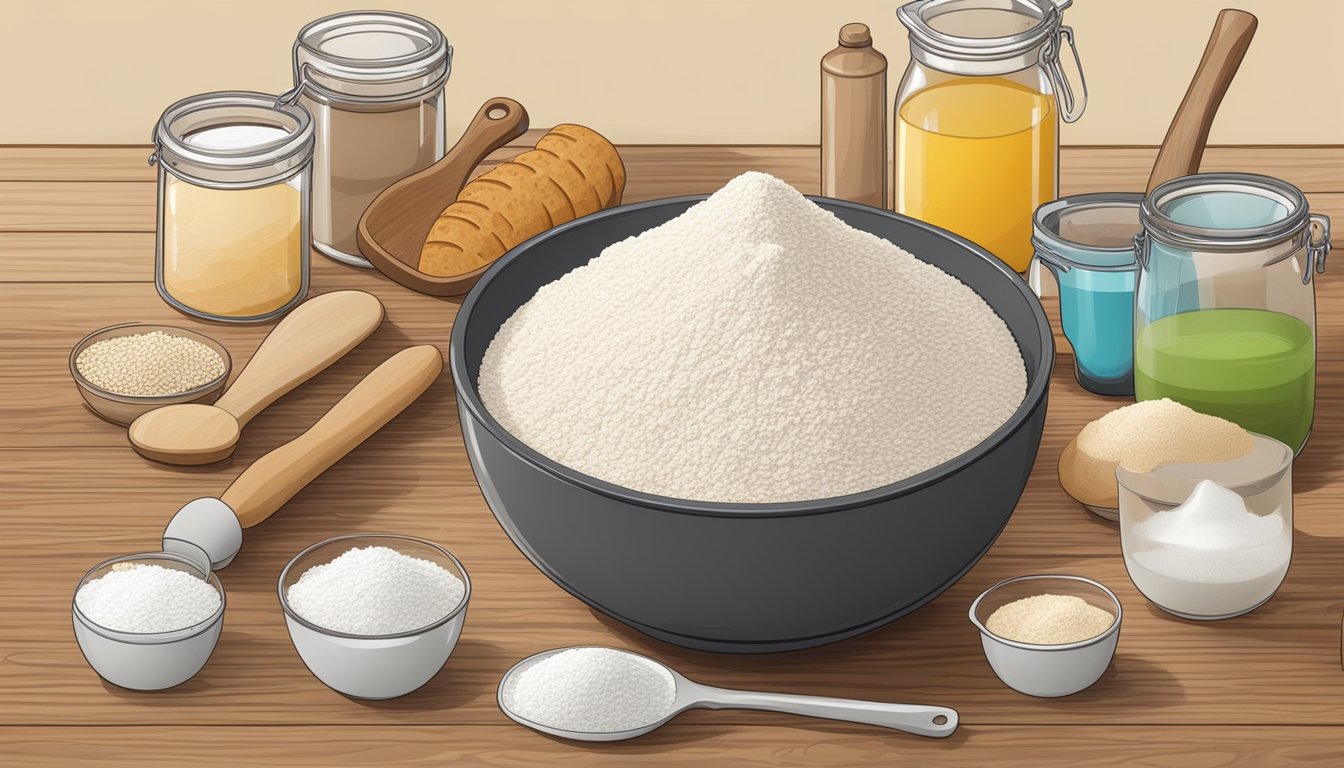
[898, 0, 1066, 70]
[151, 91, 314, 189]
[294, 11, 451, 103]
[1032, 192, 1142, 273]
[1140, 173, 1311, 252]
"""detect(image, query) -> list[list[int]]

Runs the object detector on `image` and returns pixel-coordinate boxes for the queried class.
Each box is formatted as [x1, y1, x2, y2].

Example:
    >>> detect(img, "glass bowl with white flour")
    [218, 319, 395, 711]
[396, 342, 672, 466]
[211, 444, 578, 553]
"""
[451, 171, 1055, 651]
[278, 533, 470, 699]
[73, 553, 226, 690]
[1117, 433, 1294, 620]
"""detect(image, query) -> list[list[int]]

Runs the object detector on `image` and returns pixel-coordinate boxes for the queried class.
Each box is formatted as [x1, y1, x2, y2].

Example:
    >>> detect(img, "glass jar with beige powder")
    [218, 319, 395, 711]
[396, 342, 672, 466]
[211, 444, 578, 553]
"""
[152, 92, 314, 323]
[289, 11, 451, 268]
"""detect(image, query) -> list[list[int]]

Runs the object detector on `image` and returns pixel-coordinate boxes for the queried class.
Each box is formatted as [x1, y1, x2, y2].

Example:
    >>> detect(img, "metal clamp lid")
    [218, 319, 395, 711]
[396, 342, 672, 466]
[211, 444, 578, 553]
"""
[898, 0, 1086, 119]
[291, 11, 452, 105]
[1042, 25, 1087, 122]
[149, 91, 314, 190]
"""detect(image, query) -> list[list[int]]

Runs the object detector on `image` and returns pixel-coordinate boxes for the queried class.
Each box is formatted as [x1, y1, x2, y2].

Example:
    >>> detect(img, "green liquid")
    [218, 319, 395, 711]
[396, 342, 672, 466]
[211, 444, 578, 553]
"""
[1135, 308, 1315, 450]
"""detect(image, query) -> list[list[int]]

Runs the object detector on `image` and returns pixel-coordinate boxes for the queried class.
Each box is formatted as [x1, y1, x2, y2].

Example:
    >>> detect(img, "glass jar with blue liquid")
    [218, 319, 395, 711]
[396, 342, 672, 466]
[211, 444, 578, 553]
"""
[1033, 193, 1142, 396]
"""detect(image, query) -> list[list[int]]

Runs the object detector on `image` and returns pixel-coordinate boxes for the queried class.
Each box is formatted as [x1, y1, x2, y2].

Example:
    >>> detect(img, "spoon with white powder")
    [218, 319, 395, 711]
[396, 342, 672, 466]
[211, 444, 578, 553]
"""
[498, 646, 958, 741]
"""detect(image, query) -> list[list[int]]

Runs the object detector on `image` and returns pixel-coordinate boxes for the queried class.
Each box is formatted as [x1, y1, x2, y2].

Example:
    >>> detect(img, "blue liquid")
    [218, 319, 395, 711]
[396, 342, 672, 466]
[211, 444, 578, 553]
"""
[1057, 267, 1136, 392]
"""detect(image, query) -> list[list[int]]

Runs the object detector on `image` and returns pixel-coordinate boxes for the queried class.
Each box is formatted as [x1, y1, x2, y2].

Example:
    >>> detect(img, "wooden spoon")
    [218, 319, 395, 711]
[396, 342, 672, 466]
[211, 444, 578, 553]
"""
[128, 290, 384, 465]
[1146, 9, 1257, 192]
[358, 97, 530, 298]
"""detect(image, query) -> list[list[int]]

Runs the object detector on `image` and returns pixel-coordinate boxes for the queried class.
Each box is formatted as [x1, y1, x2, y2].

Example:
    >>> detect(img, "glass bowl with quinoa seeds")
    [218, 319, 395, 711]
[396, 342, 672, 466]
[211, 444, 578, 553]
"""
[70, 323, 231, 425]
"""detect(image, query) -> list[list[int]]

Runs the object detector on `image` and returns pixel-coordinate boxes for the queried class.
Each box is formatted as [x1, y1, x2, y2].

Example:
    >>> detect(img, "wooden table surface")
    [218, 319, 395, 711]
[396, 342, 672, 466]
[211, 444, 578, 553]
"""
[2, 139, 1343, 766]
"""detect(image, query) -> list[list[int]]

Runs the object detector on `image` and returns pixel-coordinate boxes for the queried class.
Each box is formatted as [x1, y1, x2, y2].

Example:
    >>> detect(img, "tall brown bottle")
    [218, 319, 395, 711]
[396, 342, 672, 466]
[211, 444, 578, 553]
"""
[821, 23, 887, 208]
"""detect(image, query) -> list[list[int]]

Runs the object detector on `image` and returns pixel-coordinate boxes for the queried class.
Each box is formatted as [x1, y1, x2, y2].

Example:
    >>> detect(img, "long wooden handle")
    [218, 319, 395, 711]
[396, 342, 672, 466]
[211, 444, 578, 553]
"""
[214, 291, 385, 426]
[222, 345, 443, 528]
[1146, 9, 1257, 193]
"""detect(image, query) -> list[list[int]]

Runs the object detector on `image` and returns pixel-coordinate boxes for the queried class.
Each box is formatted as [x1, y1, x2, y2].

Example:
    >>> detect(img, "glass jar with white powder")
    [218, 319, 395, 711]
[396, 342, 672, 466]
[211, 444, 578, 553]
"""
[1117, 434, 1293, 620]
[288, 11, 450, 268]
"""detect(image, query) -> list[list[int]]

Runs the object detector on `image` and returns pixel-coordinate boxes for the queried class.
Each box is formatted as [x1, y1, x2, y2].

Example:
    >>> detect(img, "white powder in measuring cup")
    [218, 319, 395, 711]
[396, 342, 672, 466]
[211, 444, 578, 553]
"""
[479, 172, 1027, 503]
[75, 563, 221, 633]
[285, 546, 465, 635]
[502, 648, 676, 733]
[1126, 480, 1291, 616]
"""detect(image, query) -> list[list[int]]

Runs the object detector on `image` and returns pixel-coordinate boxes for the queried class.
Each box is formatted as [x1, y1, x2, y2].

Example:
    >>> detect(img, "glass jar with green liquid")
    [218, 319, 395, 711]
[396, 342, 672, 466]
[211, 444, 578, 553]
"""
[1134, 173, 1332, 452]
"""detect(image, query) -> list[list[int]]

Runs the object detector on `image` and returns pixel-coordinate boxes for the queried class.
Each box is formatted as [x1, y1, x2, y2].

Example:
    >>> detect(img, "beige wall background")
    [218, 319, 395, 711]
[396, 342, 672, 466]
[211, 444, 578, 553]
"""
[1, 0, 1337, 145]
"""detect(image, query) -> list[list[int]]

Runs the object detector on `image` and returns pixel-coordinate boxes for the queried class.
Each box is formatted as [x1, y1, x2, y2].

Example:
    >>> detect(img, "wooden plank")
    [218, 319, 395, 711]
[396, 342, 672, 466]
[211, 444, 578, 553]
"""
[6, 725, 1344, 767]
[0, 191, 1338, 292]
[2, 437, 1344, 726]
[3, 143, 1341, 193]
[0, 182, 154, 232]
[0, 232, 153, 282]
[3, 144, 1344, 761]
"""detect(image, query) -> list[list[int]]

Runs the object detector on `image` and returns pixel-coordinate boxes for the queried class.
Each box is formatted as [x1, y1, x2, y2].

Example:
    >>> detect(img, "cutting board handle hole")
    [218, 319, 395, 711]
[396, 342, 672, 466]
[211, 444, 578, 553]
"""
[487, 105, 510, 120]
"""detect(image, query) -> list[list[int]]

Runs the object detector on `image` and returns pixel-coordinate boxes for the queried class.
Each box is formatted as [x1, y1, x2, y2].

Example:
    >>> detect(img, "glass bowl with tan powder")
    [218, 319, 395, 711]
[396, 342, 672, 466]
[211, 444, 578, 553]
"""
[1058, 398, 1255, 521]
[970, 574, 1122, 698]
[70, 323, 231, 426]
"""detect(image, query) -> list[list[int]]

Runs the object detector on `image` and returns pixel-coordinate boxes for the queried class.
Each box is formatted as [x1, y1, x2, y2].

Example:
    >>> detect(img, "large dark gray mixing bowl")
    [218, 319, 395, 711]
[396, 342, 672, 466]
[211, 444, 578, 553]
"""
[450, 196, 1053, 653]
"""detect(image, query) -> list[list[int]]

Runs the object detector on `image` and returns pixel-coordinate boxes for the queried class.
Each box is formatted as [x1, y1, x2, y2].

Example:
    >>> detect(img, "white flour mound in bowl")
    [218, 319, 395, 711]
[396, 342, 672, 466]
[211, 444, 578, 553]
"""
[478, 171, 1027, 503]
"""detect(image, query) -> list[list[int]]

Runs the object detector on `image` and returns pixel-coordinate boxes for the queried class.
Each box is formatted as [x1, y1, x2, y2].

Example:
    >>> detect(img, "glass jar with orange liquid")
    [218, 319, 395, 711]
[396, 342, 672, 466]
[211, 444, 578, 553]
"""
[895, 0, 1087, 273]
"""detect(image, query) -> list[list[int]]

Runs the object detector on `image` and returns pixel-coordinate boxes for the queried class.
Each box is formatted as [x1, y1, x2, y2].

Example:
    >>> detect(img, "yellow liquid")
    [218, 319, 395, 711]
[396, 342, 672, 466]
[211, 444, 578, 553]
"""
[897, 77, 1056, 273]
[161, 176, 304, 319]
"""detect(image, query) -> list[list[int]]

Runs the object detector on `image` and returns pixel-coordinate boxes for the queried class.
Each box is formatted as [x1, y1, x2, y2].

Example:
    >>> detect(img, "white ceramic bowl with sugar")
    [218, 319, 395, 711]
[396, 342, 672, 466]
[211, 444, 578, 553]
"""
[277, 534, 471, 700]
[72, 552, 226, 691]
[969, 574, 1122, 698]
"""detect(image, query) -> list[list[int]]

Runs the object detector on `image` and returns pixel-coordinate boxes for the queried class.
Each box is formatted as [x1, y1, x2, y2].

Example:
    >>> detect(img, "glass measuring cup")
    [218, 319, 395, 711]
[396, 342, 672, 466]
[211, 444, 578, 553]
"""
[1117, 433, 1293, 620]
[1134, 173, 1332, 452]
[1033, 193, 1141, 395]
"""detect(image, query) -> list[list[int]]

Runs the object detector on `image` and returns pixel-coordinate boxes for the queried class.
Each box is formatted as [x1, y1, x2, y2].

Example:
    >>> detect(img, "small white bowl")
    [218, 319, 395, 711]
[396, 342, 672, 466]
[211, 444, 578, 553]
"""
[72, 552, 225, 691]
[278, 534, 470, 700]
[969, 574, 1121, 697]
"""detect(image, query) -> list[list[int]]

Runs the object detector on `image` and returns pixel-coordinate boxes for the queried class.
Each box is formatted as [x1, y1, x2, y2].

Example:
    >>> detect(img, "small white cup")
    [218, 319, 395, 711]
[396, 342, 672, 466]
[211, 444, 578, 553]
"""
[278, 534, 470, 700]
[969, 574, 1121, 698]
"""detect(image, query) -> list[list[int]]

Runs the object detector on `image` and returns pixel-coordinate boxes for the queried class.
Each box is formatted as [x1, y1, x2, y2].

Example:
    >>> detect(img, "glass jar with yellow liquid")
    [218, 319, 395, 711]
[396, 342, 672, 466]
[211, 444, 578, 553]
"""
[895, 0, 1087, 273]
[151, 92, 314, 323]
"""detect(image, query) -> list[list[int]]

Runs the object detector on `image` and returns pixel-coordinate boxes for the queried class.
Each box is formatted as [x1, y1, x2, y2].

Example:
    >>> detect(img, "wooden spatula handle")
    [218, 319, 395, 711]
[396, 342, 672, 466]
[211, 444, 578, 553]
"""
[451, 98, 530, 178]
[1146, 9, 1257, 193]
[214, 291, 385, 426]
[222, 345, 443, 528]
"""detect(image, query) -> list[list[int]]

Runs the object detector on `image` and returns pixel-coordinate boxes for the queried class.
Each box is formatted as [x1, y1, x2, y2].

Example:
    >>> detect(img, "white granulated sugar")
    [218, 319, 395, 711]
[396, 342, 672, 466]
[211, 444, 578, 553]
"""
[75, 563, 221, 633]
[479, 171, 1026, 503]
[285, 546, 465, 635]
[502, 648, 676, 733]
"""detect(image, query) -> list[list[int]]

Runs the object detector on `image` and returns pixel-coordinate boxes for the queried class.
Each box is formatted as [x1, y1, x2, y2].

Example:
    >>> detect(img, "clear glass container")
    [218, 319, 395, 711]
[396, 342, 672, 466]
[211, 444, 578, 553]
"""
[1032, 193, 1142, 395]
[1117, 434, 1293, 620]
[151, 92, 313, 323]
[289, 11, 451, 269]
[1134, 173, 1332, 452]
[895, 0, 1086, 274]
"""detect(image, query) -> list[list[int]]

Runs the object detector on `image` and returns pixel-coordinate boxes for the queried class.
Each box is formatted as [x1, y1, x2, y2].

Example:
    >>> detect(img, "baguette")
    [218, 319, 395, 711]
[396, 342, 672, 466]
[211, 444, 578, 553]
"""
[420, 125, 624, 278]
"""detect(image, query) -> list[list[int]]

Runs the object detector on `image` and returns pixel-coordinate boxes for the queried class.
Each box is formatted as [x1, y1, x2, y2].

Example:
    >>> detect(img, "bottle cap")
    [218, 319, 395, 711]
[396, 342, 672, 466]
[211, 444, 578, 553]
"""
[838, 23, 872, 47]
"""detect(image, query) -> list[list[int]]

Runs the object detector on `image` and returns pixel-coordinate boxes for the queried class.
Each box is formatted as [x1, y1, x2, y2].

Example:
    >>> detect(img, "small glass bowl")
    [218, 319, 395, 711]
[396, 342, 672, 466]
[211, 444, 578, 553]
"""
[69, 323, 232, 426]
[969, 574, 1122, 697]
[72, 552, 226, 691]
[1117, 434, 1294, 620]
[278, 533, 471, 699]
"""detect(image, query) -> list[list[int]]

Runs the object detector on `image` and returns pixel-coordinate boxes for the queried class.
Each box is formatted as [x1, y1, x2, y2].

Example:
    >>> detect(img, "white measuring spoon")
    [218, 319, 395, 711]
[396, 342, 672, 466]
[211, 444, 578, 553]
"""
[497, 646, 958, 741]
